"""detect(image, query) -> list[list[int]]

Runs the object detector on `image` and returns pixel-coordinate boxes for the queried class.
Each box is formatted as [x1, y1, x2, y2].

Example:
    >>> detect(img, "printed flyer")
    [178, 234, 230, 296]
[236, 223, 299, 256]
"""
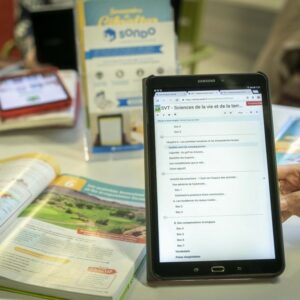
[77, 0, 177, 158]
[276, 117, 300, 165]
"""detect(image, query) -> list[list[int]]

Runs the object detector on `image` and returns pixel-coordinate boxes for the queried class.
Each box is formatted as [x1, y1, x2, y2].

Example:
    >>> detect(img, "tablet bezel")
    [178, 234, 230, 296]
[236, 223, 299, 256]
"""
[143, 73, 285, 280]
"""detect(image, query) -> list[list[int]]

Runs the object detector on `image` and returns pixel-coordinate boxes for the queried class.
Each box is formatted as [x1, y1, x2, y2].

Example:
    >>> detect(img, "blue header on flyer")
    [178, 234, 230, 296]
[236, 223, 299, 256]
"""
[84, 0, 173, 26]
[85, 45, 162, 59]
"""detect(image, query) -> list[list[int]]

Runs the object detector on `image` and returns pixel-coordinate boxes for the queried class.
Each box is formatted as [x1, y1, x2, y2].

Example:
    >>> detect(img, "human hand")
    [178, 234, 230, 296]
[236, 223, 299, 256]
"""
[278, 164, 300, 222]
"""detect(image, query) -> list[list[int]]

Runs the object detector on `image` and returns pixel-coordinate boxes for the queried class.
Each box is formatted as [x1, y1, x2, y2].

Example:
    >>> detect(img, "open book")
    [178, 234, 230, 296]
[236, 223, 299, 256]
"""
[0, 153, 145, 300]
[0, 70, 80, 131]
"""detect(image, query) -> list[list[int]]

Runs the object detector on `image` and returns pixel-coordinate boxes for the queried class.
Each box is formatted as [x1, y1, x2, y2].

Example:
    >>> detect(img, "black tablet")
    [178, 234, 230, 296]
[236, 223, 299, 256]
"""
[143, 73, 285, 281]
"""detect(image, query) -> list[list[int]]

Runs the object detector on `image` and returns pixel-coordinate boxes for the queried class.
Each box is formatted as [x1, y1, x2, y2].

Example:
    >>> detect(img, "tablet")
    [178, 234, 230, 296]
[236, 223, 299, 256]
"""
[0, 69, 71, 118]
[143, 73, 285, 281]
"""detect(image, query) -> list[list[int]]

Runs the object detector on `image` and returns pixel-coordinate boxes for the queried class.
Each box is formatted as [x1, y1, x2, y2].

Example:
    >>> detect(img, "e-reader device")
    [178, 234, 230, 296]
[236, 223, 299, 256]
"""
[143, 73, 285, 281]
[98, 114, 123, 146]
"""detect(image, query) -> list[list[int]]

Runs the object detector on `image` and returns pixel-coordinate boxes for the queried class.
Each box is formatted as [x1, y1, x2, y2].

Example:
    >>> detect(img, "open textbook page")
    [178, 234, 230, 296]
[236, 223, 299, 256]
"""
[0, 175, 145, 300]
[0, 153, 59, 235]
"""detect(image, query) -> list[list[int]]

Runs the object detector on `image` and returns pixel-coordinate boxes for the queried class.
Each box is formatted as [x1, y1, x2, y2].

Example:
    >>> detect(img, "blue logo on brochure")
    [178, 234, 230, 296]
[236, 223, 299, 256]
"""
[104, 28, 116, 41]
[104, 27, 156, 42]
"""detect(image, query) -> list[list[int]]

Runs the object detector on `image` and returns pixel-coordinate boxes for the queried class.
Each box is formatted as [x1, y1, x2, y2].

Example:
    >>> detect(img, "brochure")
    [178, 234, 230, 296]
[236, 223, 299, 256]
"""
[276, 117, 300, 165]
[77, 0, 177, 159]
[0, 153, 145, 300]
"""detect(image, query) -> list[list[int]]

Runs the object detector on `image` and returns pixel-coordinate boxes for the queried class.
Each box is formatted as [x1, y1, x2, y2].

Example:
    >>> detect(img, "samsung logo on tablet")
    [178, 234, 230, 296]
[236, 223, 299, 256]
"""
[197, 79, 216, 83]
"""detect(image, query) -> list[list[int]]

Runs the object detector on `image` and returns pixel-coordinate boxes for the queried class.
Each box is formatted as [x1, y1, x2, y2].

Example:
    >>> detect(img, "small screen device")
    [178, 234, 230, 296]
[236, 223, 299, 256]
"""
[98, 114, 123, 146]
[0, 69, 71, 118]
[143, 73, 284, 281]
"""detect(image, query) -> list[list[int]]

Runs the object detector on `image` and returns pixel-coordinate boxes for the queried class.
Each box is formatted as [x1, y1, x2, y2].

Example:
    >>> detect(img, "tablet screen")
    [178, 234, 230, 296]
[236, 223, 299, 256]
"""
[153, 88, 275, 263]
[0, 73, 68, 111]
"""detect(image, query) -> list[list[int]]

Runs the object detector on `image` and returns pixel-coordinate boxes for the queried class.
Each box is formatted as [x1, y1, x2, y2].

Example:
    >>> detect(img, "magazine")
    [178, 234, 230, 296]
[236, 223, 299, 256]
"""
[0, 153, 145, 300]
[276, 117, 300, 165]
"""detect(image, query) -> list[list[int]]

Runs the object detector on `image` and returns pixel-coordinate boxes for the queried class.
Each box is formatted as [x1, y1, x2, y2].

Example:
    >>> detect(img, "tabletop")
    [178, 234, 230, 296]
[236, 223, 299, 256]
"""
[0, 104, 300, 300]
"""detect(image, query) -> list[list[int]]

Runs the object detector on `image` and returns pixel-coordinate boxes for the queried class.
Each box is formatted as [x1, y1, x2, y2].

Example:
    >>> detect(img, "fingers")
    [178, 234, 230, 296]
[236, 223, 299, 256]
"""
[281, 191, 300, 217]
[280, 198, 288, 211]
[278, 164, 300, 194]
[281, 210, 292, 222]
[277, 164, 300, 180]
[278, 164, 300, 221]
[280, 198, 291, 222]
[279, 178, 299, 195]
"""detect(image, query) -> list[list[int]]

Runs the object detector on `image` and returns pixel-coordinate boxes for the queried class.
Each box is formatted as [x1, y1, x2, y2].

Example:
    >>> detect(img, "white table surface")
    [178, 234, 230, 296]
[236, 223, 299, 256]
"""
[0, 104, 300, 300]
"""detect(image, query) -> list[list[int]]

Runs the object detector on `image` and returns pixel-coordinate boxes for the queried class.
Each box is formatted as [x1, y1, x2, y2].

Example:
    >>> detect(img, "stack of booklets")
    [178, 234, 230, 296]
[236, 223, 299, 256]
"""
[0, 153, 145, 299]
[0, 70, 80, 131]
